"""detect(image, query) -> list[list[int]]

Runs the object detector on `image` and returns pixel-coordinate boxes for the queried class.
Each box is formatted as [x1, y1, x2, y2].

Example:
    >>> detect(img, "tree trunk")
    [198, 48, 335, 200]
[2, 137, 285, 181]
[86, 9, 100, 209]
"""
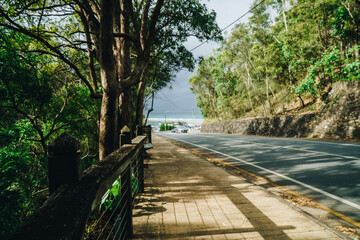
[298, 94, 305, 109]
[244, 63, 254, 111]
[98, 0, 118, 160]
[113, 0, 122, 147]
[135, 65, 149, 127]
[263, 47, 272, 115]
[144, 92, 154, 126]
[265, 75, 271, 113]
[79, 9, 98, 90]
[119, 89, 133, 130]
[117, 0, 133, 131]
[282, 0, 288, 34]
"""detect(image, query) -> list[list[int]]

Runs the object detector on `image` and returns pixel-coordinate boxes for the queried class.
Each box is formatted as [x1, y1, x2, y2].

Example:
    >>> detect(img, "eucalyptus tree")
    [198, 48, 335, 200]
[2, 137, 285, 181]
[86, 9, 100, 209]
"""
[190, 0, 360, 120]
[280, 0, 360, 102]
[0, 0, 221, 159]
[224, 23, 256, 111]
[189, 56, 219, 119]
[248, 0, 276, 114]
[95, 0, 221, 158]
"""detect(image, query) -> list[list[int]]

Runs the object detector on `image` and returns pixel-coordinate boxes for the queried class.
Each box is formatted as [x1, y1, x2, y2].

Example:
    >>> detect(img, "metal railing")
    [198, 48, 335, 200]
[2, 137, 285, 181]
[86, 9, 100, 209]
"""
[84, 137, 145, 240]
[12, 134, 147, 240]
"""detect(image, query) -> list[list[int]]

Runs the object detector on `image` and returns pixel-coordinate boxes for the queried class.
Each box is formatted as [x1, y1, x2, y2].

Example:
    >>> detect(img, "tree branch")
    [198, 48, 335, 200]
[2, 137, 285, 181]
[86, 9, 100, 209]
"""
[36, 0, 47, 36]
[14, 0, 41, 15]
[44, 90, 69, 140]
[73, 0, 100, 31]
[148, 0, 164, 38]
[27, 2, 75, 11]
[0, 9, 101, 98]
[113, 32, 139, 46]
[79, 8, 98, 90]
[127, 0, 140, 33]
[2, 80, 47, 150]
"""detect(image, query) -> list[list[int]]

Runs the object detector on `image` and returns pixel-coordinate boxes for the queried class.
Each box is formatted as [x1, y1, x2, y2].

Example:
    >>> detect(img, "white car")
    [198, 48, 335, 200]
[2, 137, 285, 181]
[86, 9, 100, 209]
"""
[171, 127, 188, 133]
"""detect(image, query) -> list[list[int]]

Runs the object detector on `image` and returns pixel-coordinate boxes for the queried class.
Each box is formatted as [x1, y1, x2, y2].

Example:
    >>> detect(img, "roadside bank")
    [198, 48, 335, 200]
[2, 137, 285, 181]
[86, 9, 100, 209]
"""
[201, 81, 360, 141]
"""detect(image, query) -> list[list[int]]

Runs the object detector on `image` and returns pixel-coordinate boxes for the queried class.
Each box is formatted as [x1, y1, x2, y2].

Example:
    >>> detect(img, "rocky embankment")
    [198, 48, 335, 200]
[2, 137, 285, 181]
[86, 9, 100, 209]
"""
[201, 80, 360, 141]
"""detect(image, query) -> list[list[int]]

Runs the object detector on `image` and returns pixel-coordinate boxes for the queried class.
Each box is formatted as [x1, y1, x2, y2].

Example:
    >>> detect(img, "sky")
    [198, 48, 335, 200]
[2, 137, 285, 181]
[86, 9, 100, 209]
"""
[148, 0, 255, 117]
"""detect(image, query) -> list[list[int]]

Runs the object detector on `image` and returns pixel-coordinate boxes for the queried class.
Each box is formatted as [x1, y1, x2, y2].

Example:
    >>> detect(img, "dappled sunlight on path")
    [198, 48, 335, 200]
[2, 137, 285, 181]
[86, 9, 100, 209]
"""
[132, 135, 340, 239]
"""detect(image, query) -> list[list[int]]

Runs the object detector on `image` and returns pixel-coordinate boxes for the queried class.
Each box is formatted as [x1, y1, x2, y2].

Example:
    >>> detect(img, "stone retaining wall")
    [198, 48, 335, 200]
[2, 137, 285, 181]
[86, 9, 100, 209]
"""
[201, 81, 360, 141]
[201, 113, 317, 138]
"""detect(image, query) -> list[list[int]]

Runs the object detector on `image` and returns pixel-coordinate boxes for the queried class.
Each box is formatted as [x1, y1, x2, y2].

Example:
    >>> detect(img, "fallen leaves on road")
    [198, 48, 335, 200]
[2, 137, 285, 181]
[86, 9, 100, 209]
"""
[334, 225, 359, 237]
[279, 193, 318, 207]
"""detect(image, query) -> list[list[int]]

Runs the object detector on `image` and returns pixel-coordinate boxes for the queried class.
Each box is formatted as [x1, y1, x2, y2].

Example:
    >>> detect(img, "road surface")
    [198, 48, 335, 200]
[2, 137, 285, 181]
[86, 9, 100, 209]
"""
[157, 132, 360, 224]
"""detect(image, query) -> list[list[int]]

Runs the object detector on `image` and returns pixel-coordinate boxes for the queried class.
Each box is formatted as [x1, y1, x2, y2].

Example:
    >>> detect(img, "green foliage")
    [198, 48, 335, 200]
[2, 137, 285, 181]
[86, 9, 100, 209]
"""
[100, 178, 121, 211]
[144, 0, 223, 113]
[189, 56, 219, 118]
[131, 174, 139, 196]
[342, 60, 360, 80]
[0, 137, 48, 239]
[0, 0, 223, 237]
[295, 45, 360, 97]
[294, 47, 341, 96]
[99, 174, 139, 212]
[0, 29, 100, 238]
[190, 0, 360, 120]
[160, 123, 175, 131]
[293, 77, 317, 96]
[342, 46, 360, 81]
[177, 121, 187, 126]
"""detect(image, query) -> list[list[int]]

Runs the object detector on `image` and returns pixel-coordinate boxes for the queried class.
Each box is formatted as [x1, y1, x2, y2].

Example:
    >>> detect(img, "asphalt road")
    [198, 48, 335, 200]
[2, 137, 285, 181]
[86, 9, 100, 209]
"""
[157, 132, 360, 224]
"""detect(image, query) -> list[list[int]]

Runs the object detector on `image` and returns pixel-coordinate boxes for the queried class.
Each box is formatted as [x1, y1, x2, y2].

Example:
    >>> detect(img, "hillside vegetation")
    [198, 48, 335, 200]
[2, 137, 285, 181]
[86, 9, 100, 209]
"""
[0, 1, 222, 238]
[190, 0, 360, 121]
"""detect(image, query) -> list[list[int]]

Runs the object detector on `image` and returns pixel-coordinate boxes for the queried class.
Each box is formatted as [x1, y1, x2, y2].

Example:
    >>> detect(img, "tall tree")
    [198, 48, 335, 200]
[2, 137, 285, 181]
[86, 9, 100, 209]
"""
[131, 0, 222, 131]
[0, 0, 221, 159]
[189, 56, 219, 119]
[190, 0, 360, 120]
[0, 29, 99, 238]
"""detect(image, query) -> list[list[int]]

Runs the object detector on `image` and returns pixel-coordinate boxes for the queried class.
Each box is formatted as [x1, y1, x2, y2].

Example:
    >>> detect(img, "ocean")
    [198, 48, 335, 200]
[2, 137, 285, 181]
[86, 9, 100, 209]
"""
[146, 113, 204, 126]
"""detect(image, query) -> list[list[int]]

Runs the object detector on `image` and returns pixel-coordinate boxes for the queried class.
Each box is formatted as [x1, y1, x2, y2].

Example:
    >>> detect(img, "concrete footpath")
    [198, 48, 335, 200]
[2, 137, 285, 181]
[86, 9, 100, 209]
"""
[132, 134, 342, 239]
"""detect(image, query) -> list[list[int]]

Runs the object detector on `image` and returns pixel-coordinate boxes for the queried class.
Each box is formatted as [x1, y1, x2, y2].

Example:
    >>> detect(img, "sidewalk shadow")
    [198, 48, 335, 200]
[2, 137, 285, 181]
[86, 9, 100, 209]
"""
[133, 194, 178, 218]
[152, 181, 295, 239]
[133, 140, 296, 239]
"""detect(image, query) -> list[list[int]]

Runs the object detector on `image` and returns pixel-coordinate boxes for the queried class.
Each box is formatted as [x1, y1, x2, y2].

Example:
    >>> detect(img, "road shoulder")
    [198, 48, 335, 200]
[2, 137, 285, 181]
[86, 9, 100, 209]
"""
[162, 135, 359, 239]
[132, 134, 345, 239]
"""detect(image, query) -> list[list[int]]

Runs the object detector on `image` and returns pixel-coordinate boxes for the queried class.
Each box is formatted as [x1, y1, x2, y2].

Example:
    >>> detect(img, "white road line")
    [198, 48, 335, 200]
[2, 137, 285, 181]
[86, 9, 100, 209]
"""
[196, 134, 360, 161]
[163, 134, 360, 211]
[200, 133, 360, 148]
